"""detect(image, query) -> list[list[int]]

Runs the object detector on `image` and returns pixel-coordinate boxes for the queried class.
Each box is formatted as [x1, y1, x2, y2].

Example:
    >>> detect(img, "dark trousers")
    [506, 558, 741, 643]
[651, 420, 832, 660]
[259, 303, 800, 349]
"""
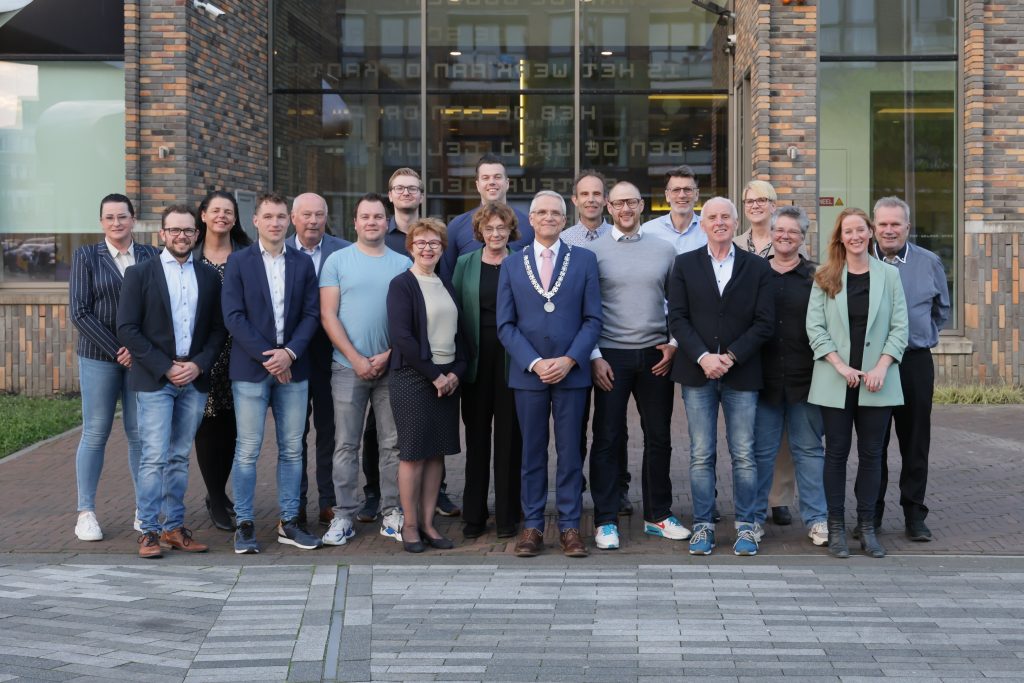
[515, 385, 587, 532]
[821, 390, 893, 519]
[300, 363, 337, 511]
[590, 347, 673, 525]
[879, 348, 933, 522]
[194, 410, 236, 505]
[581, 388, 630, 489]
[461, 329, 523, 532]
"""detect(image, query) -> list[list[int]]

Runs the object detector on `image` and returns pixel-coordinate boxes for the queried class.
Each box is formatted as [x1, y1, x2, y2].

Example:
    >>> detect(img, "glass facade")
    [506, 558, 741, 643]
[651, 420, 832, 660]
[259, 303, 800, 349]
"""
[0, 0, 125, 285]
[819, 0, 958, 324]
[271, 0, 728, 237]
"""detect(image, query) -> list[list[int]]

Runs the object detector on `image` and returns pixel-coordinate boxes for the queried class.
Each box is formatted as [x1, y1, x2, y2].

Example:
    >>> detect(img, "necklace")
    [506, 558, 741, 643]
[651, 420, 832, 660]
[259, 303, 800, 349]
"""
[524, 246, 571, 313]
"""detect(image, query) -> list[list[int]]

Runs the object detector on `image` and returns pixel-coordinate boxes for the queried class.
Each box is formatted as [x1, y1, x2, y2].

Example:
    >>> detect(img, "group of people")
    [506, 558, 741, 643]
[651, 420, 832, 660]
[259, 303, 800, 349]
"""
[69, 157, 949, 560]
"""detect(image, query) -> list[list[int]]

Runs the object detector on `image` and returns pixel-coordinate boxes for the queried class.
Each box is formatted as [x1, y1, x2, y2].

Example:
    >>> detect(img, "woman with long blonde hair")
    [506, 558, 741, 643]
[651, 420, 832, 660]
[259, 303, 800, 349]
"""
[805, 208, 908, 559]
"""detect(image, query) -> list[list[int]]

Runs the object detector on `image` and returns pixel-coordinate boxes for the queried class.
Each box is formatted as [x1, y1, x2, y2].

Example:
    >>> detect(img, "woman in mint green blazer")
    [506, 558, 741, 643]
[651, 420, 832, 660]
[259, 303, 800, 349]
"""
[452, 203, 523, 540]
[806, 208, 908, 560]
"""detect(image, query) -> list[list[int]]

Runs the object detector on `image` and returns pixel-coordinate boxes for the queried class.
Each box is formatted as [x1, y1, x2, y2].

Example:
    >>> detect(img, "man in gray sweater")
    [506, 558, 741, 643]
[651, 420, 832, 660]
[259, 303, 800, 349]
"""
[587, 181, 689, 550]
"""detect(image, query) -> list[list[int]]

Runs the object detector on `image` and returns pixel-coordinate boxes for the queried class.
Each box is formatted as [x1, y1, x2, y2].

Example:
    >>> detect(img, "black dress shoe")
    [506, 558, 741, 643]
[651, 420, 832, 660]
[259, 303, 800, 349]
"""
[711, 507, 722, 524]
[905, 519, 933, 542]
[495, 526, 517, 539]
[462, 523, 486, 539]
[421, 529, 455, 549]
[771, 506, 793, 525]
[618, 489, 633, 516]
[205, 497, 235, 531]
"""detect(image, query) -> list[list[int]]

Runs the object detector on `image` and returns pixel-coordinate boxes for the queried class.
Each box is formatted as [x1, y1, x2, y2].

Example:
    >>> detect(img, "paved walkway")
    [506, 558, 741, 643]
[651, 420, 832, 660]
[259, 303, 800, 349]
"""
[2, 401, 1023, 557]
[0, 556, 1023, 681]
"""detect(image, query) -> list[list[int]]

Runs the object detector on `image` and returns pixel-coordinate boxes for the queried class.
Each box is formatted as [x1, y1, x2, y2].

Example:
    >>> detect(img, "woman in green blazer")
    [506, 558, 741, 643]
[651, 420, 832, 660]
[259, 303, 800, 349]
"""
[452, 203, 523, 540]
[806, 207, 908, 559]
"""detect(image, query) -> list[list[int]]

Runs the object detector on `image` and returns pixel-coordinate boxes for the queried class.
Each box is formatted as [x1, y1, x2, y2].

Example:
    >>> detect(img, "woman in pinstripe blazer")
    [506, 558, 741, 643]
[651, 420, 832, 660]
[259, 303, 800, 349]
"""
[69, 193, 158, 542]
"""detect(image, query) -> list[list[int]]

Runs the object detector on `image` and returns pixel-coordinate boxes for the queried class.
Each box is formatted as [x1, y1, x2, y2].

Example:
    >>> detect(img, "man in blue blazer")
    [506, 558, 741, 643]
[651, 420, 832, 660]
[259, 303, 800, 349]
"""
[221, 192, 324, 554]
[70, 193, 159, 542]
[289, 192, 351, 528]
[668, 196, 775, 557]
[117, 205, 226, 558]
[497, 190, 603, 558]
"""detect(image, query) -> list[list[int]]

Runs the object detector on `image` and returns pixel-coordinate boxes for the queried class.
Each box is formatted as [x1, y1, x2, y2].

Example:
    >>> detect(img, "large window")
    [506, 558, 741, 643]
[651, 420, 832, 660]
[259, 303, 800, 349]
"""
[819, 0, 958, 324]
[271, 1, 728, 235]
[0, 0, 125, 286]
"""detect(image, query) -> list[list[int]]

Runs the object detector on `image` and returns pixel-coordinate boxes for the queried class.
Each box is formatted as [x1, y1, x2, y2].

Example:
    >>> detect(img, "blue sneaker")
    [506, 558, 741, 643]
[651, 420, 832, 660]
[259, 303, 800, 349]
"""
[234, 520, 261, 554]
[688, 524, 715, 555]
[733, 523, 759, 556]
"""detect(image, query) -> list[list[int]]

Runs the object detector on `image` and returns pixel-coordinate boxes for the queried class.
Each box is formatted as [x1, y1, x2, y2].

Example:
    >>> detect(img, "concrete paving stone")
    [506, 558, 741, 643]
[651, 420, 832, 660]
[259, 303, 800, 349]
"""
[285, 660, 323, 682]
[0, 663, 77, 680]
[189, 658, 291, 669]
[183, 667, 291, 682]
[55, 662, 186, 682]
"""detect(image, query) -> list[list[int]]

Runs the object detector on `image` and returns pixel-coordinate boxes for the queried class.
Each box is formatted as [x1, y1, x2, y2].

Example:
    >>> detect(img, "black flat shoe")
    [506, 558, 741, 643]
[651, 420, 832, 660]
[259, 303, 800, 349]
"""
[421, 529, 455, 550]
[462, 523, 486, 539]
[403, 539, 426, 553]
[206, 497, 235, 531]
[495, 526, 517, 539]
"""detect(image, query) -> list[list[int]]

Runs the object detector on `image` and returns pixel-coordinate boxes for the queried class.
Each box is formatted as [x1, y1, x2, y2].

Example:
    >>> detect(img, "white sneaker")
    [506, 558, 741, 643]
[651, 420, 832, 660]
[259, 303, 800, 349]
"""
[752, 522, 765, 543]
[75, 511, 103, 541]
[133, 508, 143, 533]
[808, 520, 829, 547]
[380, 509, 403, 542]
[595, 523, 620, 550]
[644, 515, 691, 540]
[322, 517, 355, 546]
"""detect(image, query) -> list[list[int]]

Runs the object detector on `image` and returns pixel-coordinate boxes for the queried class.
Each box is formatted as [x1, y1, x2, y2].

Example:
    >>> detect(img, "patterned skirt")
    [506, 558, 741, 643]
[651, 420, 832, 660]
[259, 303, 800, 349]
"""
[389, 363, 461, 462]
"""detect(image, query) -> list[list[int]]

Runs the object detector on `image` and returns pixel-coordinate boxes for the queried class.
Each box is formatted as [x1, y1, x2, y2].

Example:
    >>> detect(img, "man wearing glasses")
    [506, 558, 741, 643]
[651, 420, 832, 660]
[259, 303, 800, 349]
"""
[116, 205, 226, 558]
[319, 193, 413, 548]
[643, 165, 708, 255]
[439, 153, 534, 281]
[385, 167, 423, 257]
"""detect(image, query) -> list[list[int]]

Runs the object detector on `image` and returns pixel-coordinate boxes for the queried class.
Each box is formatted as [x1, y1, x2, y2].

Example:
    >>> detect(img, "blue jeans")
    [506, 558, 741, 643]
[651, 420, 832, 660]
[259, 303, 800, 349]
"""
[75, 356, 142, 512]
[231, 376, 309, 523]
[752, 397, 827, 527]
[135, 382, 207, 532]
[681, 381, 758, 526]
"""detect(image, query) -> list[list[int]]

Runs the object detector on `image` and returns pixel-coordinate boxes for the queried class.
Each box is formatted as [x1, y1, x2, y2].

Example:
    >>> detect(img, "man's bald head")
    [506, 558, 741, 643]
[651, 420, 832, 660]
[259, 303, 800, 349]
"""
[292, 193, 329, 249]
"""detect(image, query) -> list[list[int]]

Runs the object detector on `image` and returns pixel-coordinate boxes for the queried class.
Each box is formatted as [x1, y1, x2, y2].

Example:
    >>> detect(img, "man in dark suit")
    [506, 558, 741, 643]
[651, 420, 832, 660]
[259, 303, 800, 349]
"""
[290, 192, 351, 529]
[222, 192, 324, 554]
[116, 205, 226, 558]
[439, 153, 534, 282]
[70, 193, 159, 542]
[497, 190, 602, 558]
[668, 196, 775, 557]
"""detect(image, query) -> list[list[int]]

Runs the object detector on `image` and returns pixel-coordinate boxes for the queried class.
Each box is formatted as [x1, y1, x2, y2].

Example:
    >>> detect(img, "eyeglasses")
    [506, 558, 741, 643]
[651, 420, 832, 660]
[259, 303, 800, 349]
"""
[412, 240, 442, 250]
[164, 227, 198, 237]
[608, 198, 641, 210]
[666, 186, 698, 197]
[482, 226, 511, 234]
[744, 197, 773, 207]
[390, 185, 422, 195]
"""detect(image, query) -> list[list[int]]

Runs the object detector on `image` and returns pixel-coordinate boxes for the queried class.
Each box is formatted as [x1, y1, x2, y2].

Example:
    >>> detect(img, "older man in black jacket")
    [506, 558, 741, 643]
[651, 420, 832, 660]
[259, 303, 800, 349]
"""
[668, 196, 774, 557]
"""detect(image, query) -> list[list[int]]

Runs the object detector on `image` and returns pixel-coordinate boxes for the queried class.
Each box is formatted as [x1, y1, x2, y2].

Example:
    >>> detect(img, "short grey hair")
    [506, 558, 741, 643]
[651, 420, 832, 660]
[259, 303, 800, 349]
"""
[771, 205, 809, 237]
[529, 190, 567, 216]
[700, 196, 737, 220]
[872, 196, 911, 224]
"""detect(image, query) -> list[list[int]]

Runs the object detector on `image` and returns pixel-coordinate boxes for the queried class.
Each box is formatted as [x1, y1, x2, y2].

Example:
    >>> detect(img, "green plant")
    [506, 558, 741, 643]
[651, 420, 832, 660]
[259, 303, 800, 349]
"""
[0, 394, 82, 458]
[932, 384, 1024, 405]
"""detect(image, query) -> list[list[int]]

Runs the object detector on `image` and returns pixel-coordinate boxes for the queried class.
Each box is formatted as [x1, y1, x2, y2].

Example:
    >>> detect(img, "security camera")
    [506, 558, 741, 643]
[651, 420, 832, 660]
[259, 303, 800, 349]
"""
[192, 0, 226, 19]
[724, 34, 737, 54]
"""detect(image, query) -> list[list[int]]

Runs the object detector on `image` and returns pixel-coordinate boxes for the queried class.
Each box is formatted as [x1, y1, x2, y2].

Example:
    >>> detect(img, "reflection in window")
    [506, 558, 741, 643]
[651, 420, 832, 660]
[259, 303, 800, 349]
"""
[0, 61, 125, 284]
[820, 0, 956, 57]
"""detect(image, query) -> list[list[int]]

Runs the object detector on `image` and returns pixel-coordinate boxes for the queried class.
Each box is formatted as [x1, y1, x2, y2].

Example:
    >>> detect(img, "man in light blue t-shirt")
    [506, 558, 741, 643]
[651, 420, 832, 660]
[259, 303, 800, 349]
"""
[319, 193, 412, 547]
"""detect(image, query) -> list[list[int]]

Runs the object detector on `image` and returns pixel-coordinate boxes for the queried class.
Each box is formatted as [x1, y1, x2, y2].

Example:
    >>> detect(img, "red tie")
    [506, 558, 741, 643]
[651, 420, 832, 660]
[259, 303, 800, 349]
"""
[540, 248, 554, 290]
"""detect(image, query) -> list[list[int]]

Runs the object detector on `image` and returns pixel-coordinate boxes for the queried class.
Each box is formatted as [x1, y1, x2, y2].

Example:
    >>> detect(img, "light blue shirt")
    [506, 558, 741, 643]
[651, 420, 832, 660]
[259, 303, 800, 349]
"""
[319, 245, 412, 367]
[292, 234, 324, 275]
[159, 248, 198, 357]
[259, 240, 287, 345]
[708, 243, 736, 295]
[561, 220, 612, 247]
[642, 212, 706, 255]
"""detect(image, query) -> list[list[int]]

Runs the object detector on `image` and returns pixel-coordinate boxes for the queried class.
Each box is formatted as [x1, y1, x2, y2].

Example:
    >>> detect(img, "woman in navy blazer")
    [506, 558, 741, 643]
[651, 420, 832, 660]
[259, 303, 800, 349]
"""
[387, 218, 469, 553]
[806, 208, 908, 559]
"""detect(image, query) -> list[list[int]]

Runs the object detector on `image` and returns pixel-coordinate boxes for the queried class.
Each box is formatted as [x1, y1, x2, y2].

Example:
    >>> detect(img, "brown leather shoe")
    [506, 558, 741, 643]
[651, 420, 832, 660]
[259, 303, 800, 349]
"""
[319, 507, 334, 527]
[514, 528, 544, 557]
[159, 527, 209, 553]
[138, 531, 163, 559]
[559, 528, 589, 558]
